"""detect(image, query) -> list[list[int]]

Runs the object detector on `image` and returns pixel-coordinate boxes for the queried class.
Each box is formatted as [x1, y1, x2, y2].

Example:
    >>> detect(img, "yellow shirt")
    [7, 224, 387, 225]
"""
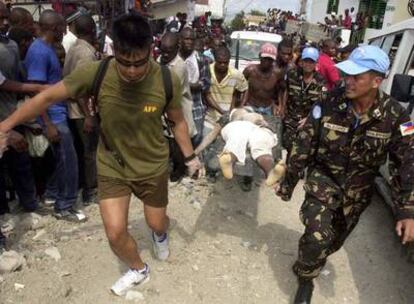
[207, 64, 248, 123]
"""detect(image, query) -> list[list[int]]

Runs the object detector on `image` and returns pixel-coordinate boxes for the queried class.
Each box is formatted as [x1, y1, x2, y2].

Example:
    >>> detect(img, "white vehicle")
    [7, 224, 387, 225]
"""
[366, 18, 414, 96]
[367, 19, 414, 240]
[230, 31, 283, 72]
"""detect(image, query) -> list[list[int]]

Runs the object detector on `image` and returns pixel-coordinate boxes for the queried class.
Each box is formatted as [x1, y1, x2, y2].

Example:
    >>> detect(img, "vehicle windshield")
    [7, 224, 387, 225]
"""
[230, 39, 278, 61]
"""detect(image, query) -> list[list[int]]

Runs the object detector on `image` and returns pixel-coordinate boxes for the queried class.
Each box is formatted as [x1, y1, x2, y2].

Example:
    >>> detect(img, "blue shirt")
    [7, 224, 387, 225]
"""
[25, 38, 67, 124]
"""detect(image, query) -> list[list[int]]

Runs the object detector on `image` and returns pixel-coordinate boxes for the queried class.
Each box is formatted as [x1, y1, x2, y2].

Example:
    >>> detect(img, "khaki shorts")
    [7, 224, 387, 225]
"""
[98, 171, 169, 208]
[249, 127, 277, 160]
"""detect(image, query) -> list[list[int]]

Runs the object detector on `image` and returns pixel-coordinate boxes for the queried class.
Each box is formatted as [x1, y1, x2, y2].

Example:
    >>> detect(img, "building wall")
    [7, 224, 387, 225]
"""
[151, 0, 190, 20]
[308, 0, 359, 23]
[195, 0, 225, 19]
[337, 0, 359, 16]
[307, 0, 329, 24]
[384, 0, 411, 28]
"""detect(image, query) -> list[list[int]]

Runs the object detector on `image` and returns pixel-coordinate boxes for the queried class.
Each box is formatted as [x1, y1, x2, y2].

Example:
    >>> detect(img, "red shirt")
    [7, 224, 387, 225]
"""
[344, 15, 352, 29]
[317, 53, 340, 91]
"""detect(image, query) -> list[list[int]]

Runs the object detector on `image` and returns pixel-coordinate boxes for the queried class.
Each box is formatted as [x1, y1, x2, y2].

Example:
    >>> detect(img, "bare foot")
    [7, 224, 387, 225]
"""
[219, 152, 234, 179]
[265, 160, 286, 187]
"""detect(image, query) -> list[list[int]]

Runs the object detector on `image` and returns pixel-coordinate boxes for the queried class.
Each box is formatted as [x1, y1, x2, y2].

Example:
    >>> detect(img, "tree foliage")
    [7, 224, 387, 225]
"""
[230, 11, 245, 31]
[249, 9, 266, 16]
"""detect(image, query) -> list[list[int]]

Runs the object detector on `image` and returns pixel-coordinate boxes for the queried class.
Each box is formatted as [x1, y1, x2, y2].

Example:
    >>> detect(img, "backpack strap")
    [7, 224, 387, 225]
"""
[160, 64, 174, 135]
[160, 64, 173, 108]
[90, 57, 125, 167]
[91, 56, 113, 102]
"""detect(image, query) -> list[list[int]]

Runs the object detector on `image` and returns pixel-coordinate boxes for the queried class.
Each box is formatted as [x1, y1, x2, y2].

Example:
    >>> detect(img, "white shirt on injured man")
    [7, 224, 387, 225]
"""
[220, 108, 278, 164]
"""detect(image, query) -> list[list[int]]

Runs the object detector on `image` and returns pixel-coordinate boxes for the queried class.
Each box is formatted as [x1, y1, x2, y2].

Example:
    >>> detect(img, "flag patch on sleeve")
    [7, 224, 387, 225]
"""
[400, 121, 414, 136]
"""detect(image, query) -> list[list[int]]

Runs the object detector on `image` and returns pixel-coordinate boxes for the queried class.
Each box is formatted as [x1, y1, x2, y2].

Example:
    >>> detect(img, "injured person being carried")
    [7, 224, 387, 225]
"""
[195, 107, 286, 186]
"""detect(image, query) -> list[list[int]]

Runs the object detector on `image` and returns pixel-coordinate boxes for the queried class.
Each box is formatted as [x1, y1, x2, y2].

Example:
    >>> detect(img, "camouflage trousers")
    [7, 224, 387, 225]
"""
[293, 195, 369, 280]
[282, 121, 298, 159]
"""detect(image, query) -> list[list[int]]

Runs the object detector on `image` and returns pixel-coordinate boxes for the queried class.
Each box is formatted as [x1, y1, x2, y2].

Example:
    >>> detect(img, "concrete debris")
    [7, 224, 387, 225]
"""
[0, 251, 26, 274]
[64, 286, 73, 297]
[217, 202, 229, 211]
[14, 283, 25, 291]
[125, 290, 145, 301]
[191, 199, 202, 210]
[21, 213, 45, 230]
[244, 211, 254, 218]
[59, 271, 71, 277]
[44, 247, 61, 262]
[241, 241, 251, 248]
[321, 269, 331, 276]
[0, 275, 4, 283]
[279, 249, 295, 256]
[59, 236, 70, 242]
[32, 229, 47, 240]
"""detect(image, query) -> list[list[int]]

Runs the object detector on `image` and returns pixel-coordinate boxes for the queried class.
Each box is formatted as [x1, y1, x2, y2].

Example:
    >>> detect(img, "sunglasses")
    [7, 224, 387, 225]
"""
[115, 51, 151, 68]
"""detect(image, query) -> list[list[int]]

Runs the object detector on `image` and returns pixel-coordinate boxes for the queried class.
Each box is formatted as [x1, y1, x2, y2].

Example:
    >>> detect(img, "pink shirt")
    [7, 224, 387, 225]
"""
[317, 53, 340, 91]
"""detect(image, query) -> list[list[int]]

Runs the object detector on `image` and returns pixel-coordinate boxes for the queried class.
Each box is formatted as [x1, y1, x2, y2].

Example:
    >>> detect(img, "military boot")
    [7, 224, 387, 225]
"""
[293, 278, 314, 304]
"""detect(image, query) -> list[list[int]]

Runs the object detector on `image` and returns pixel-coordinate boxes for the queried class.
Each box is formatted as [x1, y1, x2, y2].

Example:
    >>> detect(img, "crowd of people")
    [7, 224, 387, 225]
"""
[0, 2, 413, 304]
[243, 6, 372, 46]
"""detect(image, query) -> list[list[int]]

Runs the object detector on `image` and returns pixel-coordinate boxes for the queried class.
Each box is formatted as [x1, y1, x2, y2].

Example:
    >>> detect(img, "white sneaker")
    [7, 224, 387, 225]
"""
[110, 264, 150, 296]
[44, 199, 55, 206]
[152, 232, 169, 261]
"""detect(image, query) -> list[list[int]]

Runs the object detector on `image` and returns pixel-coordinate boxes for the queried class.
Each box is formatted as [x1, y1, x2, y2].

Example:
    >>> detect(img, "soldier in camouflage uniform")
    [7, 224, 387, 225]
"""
[283, 47, 327, 156]
[276, 45, 414, 304]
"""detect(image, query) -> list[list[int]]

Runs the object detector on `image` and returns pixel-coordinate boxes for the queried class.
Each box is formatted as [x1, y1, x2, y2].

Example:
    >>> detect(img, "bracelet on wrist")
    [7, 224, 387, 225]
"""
[184, 152, 196, 163]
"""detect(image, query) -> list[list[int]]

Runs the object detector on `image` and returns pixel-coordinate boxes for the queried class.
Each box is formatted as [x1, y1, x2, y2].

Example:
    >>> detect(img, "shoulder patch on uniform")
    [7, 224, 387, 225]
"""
[400, 121, 414, 136]
[338, 103, 347, 110]
[290, 84, 301, 90]
[366, 130, 391, 139]
[324, 122, 349, 133]
[312, 105, 321, 119]
[373, 108, 382, 119]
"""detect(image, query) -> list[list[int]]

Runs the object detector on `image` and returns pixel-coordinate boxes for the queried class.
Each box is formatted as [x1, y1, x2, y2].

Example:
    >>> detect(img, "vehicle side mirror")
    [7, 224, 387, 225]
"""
[391, 74, 414, 103]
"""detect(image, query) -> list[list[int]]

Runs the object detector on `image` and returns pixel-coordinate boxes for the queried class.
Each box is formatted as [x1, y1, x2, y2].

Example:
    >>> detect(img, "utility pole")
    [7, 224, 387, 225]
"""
[300, 0, 307, 15]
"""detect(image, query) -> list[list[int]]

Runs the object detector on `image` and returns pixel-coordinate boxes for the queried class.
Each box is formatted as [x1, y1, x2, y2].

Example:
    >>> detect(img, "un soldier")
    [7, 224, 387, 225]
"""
[276, 45, 414, 303]
[283, 47, 327, 158]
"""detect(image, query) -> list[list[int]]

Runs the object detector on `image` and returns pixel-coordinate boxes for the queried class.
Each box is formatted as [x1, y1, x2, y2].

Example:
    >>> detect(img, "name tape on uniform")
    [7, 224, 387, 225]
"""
[324, 122, 349, 133]
[400, 121, 414, 137]
[366, 130, 391, 139]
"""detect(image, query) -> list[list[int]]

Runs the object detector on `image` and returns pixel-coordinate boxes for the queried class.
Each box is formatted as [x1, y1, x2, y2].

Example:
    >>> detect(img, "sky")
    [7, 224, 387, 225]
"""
[224, 0, 301, 21]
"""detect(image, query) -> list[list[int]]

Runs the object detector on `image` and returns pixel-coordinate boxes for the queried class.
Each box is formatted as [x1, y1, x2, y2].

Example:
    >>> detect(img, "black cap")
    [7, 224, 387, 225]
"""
[65, 7, 90, 24]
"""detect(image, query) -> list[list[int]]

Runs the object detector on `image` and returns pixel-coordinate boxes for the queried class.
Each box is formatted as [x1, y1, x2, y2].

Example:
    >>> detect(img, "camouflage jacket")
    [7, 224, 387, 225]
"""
[281, 90, 414, 220]
[284, 68, 327, 130]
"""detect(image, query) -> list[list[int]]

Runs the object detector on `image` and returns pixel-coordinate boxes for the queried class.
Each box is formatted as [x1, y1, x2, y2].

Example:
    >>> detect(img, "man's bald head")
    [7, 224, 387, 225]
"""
[161, 31, 179, 49]
[180, 27, 194, 38]
[160, 32, 179, 65]
[39, 10, 66, 43]
[9, 7, 32, 27]
[322, 39, 337, 57]
[0, 1, 9, 34]
[39, 9, 64, 31]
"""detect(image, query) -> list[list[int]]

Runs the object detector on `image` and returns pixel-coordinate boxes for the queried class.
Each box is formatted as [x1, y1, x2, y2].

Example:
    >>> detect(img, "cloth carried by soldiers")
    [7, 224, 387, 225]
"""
[63, 59, 182, 181]
[283, 68, 326, 151]
[279, 90, 414, 279]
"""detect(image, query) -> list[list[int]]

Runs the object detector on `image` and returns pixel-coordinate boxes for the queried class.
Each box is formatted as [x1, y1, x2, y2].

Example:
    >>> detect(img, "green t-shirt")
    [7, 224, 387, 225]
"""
[63, 59, 182, 180]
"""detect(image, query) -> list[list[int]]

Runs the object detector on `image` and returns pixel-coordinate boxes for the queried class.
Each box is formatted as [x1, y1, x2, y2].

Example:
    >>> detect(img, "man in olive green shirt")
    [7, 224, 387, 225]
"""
[0, 13, 200, 296]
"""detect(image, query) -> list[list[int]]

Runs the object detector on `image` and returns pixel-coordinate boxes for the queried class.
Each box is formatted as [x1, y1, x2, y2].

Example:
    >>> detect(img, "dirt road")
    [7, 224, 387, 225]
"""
[1, 177, 413, 304]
